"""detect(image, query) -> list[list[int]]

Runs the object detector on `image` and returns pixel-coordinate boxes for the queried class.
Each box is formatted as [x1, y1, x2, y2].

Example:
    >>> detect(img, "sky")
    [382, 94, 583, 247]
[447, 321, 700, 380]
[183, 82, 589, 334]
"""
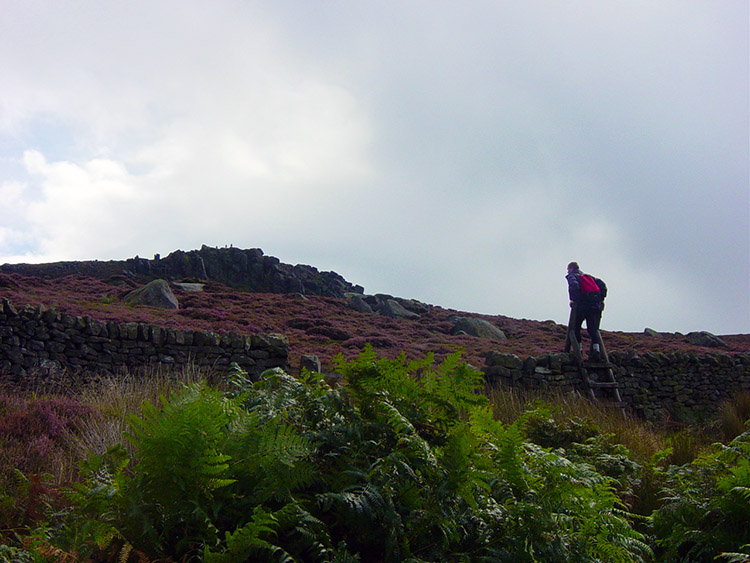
[1, 1, 748, 335]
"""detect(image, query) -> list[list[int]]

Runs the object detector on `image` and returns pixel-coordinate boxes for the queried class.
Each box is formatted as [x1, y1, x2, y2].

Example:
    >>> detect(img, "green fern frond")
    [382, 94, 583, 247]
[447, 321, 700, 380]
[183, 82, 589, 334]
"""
[377, 398, 416, 435]
[718, 544, 750, 562]
[316, 483, 390, 529]
[205, 506, 300, 563]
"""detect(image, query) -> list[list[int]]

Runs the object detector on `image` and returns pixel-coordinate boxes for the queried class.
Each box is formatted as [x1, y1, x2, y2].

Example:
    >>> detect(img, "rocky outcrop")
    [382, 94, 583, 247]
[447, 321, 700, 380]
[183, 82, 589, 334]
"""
[0, 245, 364, 299]
[128, 246, 363, 298]
[346, 293, 430, 319]
[122, 279, 179, 309]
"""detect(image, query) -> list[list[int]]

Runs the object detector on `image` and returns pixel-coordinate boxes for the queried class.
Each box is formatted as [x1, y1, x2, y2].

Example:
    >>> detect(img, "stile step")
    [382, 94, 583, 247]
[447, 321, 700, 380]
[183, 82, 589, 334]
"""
[601, 402, 625, 408]
[583, 362, 615, 369]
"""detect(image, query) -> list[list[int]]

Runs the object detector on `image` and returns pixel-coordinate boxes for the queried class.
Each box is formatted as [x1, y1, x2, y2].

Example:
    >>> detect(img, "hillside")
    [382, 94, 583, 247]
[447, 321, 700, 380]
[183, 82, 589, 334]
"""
[1, 249, 747, 373]
[2, 251, 750, 562]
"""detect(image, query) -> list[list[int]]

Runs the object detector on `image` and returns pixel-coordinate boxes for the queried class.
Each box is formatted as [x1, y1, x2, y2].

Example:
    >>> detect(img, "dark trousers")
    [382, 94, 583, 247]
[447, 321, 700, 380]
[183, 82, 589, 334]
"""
[574, 304, 602, 352]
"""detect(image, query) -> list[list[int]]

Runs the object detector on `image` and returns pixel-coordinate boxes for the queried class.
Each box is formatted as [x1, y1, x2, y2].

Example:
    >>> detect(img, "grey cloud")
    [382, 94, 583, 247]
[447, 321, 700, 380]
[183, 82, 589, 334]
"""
[0, 1, 746, 334]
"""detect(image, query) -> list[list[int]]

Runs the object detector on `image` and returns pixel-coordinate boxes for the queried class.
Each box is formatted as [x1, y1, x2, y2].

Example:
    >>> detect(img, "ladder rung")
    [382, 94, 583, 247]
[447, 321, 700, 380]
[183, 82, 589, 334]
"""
[583, 362, 615, 369]
[589, 381, 620, 388]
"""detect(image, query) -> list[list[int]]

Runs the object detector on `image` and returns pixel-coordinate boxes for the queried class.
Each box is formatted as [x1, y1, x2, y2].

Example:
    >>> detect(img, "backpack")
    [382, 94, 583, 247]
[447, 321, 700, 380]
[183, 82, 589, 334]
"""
[579, 273, 603, 304]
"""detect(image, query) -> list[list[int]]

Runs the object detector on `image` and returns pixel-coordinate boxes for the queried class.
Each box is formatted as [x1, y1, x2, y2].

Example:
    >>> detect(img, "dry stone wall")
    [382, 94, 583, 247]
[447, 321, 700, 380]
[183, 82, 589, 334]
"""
[0, 298, 288, 384]
[485, 349, 750, 420]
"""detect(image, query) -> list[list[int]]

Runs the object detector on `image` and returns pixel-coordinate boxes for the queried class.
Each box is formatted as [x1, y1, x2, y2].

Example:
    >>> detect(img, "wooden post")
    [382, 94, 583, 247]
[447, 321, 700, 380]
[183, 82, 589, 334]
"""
[564, 303, 577, 353]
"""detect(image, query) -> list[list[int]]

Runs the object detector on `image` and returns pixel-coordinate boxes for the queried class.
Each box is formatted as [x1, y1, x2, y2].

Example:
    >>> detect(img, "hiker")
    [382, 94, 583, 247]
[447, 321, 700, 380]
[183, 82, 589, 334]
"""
[566, 261, 607, 361]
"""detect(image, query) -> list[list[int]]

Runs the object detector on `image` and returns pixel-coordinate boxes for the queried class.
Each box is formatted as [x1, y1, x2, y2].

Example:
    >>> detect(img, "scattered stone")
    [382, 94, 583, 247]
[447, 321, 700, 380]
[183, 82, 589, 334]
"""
[172, 282, 206, 292]
[687, 331, 728, 348]
[379, 299, 420, 319]
[306, 326, 352, 341]
[450, 317, 507, 341]
[300, 354, 321, 373]
[346, 294, 373, 314]
[104, 275, 139, 288]
[323, 372, 344, 387]
[122, 279, 179, 309]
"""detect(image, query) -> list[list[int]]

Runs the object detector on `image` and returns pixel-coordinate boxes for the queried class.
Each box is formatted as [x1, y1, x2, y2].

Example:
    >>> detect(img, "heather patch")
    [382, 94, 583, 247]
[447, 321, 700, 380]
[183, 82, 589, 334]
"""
[0, 395, 98, 486]
[306, 325, 352, 341]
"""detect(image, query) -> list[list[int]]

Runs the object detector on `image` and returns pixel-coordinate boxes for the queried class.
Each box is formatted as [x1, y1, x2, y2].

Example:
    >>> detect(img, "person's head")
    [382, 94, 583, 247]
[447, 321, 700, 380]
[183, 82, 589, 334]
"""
[567, 261, 579, 273]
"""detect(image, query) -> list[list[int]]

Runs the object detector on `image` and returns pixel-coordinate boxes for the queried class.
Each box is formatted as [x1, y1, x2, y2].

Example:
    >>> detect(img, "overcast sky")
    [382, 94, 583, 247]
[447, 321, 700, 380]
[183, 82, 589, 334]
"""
[1, 1, 748, 335]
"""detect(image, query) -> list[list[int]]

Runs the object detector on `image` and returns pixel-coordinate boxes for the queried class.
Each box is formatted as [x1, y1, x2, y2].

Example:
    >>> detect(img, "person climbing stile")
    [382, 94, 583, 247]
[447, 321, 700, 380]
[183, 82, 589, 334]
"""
[566, 262, 607, 361]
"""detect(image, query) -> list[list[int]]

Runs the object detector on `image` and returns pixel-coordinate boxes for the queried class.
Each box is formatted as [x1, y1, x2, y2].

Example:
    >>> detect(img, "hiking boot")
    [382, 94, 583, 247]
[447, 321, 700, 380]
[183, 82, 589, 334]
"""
[590, 344, 601, 362]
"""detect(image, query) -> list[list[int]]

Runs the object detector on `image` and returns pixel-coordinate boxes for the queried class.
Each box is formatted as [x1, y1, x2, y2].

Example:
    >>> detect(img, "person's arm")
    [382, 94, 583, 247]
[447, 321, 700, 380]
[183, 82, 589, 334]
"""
[566, 273, 580, 305]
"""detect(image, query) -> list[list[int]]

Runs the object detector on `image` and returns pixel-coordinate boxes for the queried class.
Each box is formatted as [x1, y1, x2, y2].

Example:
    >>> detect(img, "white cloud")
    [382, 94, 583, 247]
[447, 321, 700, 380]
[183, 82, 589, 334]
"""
[16, 151, 144, 261]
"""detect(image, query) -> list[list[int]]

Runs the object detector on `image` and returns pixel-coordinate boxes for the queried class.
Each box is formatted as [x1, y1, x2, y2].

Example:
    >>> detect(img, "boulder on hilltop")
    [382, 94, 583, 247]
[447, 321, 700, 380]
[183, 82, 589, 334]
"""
[687, 331, 728, 349]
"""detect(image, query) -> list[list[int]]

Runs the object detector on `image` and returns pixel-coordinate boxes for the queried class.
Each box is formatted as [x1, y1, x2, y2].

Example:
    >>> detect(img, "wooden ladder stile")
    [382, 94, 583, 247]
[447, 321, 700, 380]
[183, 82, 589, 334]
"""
[565, 305, 626, 418]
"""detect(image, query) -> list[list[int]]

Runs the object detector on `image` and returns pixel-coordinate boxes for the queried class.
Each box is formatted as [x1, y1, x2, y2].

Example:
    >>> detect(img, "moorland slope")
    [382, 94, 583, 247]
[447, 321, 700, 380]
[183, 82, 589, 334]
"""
[1, 246, 747, 372]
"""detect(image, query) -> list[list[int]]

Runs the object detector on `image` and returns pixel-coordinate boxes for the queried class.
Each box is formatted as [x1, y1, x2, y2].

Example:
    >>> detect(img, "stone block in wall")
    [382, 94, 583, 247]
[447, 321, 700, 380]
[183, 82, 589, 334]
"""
[21, 304, 41, 320]
[227, 333, 245, 350]
[192, 331, 221, 347]
[69, 333, 85, 345]
[137, 324, 150, 341]
[251, 333, 289, 351]
[121, 323, 139, 340]
[41, 308, 59, 323]
[482, 365, 501, 383]
[34, 329, 51, 341]
[107, 321, 120, 339]
[196, 346, 224, 357]
[84, 319, 107, 337]
[2, 298, 18, 317]
[21, 321, 37, 337]
[61, 314, 76, 329]
[172, 330, 187, 345]
[230, 354, 256, 367]
[549, 353, 570, 373]
[522, 356, 536, 374]
[485, 351, 523, 369]
[47, 341, 66, 354]
[49, 328, 67, 341]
